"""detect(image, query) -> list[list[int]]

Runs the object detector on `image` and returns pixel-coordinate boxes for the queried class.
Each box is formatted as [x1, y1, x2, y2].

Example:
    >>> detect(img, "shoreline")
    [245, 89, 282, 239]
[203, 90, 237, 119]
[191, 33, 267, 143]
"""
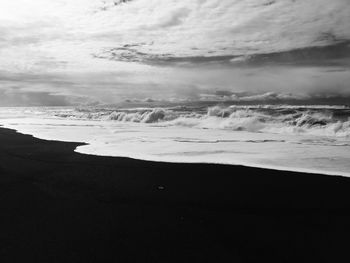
[76, 146, 350, 178]
[2, 123, 349, 178]
[1, 126, 350, 262]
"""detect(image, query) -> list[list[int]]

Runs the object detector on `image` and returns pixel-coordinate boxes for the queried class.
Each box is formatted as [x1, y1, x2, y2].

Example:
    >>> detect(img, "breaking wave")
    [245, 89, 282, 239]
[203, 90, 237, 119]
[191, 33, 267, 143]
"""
[51, 105, 350, 137]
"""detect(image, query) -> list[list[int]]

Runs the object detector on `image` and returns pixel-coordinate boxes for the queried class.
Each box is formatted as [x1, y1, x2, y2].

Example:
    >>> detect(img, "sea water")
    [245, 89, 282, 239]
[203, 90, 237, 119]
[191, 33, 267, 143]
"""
[0, 105, 349, 177]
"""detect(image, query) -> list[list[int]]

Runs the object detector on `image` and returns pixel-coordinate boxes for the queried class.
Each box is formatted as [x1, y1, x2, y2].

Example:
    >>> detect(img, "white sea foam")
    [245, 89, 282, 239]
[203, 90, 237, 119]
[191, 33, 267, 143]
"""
[1, 105, 350, 177]
[40, 105, 350, 137]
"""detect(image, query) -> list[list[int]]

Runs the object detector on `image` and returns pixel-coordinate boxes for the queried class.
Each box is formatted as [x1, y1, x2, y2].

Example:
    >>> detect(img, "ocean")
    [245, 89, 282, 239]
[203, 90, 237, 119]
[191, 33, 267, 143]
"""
[1, 104, 350, 176]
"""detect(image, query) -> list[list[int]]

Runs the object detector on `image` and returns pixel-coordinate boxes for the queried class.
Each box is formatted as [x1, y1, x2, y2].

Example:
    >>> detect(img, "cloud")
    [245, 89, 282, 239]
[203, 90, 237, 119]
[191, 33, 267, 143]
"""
[198, 91, 350, 106]
[234, 42, 350, 67]
[89, 0, 350, 63]
[199, 91, 309, 102]
[143, 7, 191, 29]
[157, 7, 190, 28]
[0, 89, 72, 107]
[1, 0, 350, 70]
[94, 41, 350, 67]
[91, 0, 350, 67]
[0, 0, 349, 106]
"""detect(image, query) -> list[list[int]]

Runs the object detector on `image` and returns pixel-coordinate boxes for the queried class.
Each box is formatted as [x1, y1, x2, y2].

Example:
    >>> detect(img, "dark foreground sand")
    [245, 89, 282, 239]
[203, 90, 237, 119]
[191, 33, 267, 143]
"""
[1, 127, 350, 262]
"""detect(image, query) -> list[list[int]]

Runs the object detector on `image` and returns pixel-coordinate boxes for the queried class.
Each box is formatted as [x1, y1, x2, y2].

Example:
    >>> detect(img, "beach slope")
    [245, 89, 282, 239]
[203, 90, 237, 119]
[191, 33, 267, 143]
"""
[0, 127, 350, 262]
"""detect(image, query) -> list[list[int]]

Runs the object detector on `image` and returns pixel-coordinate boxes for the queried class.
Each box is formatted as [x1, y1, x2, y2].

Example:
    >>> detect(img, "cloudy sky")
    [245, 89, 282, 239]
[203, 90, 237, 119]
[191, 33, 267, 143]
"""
[0, 0, 349, 106]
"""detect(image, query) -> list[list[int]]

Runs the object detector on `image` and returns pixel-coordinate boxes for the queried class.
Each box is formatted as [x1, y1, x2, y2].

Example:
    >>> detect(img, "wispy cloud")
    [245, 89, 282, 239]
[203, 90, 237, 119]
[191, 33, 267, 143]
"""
[1, 0, 349, 70]
[0, 0, 349, 106]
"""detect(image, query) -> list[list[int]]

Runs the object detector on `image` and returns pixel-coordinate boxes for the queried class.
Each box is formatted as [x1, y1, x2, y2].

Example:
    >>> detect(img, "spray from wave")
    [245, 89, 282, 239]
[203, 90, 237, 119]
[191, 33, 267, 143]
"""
[47, 105, 350, 137]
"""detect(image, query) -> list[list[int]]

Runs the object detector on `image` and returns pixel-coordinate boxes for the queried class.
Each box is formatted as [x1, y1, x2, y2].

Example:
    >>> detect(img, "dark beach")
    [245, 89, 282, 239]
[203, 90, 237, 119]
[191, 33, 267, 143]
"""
[1, 127, 350, 262]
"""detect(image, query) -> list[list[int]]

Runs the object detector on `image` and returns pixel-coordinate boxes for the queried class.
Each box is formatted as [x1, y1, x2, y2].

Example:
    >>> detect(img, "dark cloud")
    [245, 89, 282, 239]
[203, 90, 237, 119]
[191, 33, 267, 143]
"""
[0, 90, 72, 107]
[93, 41, 350, 68]
[238, 41, 350, 67]
[96, 0, 134, 12]
[198, 91, 350, 106]
[93, 46, 242, 66]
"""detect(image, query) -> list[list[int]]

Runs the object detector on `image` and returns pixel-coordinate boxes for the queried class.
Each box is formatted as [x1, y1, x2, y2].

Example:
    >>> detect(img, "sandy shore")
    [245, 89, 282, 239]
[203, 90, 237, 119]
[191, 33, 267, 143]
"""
[0, 127, 350, 262]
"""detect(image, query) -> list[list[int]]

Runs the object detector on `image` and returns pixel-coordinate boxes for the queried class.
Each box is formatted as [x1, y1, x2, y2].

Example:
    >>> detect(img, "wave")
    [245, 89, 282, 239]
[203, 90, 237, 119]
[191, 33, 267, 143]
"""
[48, 105, 350, 137]
[108, 108, 178, 123]
[1, 105, 350, 177]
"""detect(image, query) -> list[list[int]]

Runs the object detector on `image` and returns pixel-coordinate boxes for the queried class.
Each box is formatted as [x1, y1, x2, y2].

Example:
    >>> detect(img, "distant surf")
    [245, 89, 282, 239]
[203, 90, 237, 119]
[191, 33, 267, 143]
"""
[40, 104, 350, 137]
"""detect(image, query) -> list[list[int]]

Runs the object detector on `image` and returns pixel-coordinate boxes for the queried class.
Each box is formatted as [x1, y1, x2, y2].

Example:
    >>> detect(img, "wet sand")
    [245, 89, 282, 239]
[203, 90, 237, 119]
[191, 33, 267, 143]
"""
[0, 127, 350, 262]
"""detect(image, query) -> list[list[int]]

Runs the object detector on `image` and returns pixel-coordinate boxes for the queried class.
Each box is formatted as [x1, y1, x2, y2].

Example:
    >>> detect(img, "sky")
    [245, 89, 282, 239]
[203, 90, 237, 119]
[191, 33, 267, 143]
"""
[0, 0, 349, 106]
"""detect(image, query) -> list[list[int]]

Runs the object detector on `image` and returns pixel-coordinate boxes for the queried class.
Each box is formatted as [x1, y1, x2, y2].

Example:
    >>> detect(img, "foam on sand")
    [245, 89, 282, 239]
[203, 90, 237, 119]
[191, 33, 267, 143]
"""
[1, 105, 350, 177]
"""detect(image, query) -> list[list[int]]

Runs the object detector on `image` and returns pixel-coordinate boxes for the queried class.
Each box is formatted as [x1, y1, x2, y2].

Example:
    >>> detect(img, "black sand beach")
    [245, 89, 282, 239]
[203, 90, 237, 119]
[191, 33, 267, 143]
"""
[1, 127, 350, 262]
